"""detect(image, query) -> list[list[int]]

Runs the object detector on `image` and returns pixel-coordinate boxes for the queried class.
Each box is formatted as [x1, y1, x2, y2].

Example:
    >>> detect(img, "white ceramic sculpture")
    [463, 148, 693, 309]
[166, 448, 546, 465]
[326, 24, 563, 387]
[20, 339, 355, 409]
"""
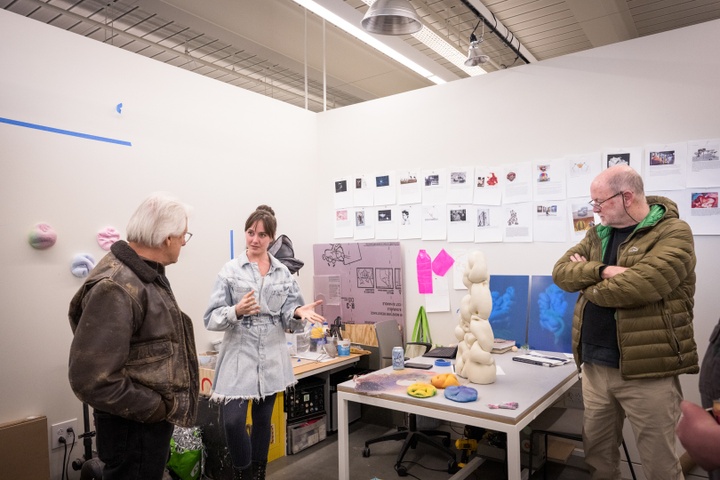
[454, 250, 496, 384]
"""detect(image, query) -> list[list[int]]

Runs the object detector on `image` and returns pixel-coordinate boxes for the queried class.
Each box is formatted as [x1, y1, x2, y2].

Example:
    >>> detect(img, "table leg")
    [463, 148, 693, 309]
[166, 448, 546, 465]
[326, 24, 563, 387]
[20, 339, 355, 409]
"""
[337, 392, 350, 480]
[506, 429, 523, 480]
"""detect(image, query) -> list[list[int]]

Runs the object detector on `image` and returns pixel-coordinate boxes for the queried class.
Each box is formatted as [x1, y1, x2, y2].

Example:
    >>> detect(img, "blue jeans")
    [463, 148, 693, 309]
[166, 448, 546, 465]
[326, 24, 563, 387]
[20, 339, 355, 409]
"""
[94, 410, 174, 480]
[222, 394, 276, 469]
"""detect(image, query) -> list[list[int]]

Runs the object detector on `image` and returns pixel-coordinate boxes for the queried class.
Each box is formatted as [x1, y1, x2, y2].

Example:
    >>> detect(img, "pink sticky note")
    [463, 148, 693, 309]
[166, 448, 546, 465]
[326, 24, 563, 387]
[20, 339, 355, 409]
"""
[431, 249, 455, 276]
[417, 249, 433, 294]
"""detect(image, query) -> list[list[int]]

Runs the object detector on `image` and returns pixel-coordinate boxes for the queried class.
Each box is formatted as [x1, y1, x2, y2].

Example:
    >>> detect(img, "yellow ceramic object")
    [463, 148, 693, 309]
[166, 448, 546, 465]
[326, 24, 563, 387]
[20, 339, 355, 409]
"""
[407, 383, 437, 398]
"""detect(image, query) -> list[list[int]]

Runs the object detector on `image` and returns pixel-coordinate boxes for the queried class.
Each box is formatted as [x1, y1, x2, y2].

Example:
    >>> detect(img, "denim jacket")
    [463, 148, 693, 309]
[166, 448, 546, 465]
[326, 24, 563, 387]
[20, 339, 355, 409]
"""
[204, 251, 305, 401]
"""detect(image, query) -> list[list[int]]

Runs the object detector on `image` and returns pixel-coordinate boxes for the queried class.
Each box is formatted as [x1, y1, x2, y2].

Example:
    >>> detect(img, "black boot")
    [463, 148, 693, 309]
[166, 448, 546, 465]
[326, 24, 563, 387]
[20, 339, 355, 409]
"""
[251, 461, 267, 480]
[232, 465, 251, 480]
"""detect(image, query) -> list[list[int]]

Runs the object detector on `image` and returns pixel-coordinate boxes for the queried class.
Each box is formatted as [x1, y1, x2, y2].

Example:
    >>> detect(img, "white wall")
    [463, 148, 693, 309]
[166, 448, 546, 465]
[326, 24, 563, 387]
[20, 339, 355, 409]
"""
[316, 19, 720, 478]
[0, 9, 317, 479]
[2, 6, 719, 479]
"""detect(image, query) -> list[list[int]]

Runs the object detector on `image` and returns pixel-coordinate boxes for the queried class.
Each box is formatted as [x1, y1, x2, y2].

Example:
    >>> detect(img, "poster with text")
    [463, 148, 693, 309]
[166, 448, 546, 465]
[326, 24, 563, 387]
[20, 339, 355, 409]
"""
[313, 242, 404, 327]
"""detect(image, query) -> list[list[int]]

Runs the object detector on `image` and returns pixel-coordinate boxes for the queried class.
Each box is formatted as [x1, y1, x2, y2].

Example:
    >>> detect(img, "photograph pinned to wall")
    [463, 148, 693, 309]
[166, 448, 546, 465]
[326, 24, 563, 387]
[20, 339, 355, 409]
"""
[397, 170, 422, 204]
[334, 208, 354, 238]
[353, 174, 374, 207]
[502, 202, 533, 242]
[565, 152, 601, 198]
[533, 201, 568, 243]
[375, 205, 399, 240]
[686, 138, 720, 187]
[532, 158, 567, 201]
[664, 189, 720, 235]
[488, 275, 530, 345]
[421, 204, 447, 241]
[528, 276, 577, 353]
[602, 147, 642, 175]
[353, 207, 375, 240]
[374, 171, 397, 206]
[447, 204, 473, 242]
[473, 167, 502, 205]
[569, 201, 596, 241]
[643, 142, 687, 191]
[474, 205, 503, 243]
[333, 176, 353, 208]
[398, 204, 422, 239]
[446, 166, 474, 204]
[421, 168, 448, 205]
[501, 161, 532, 204]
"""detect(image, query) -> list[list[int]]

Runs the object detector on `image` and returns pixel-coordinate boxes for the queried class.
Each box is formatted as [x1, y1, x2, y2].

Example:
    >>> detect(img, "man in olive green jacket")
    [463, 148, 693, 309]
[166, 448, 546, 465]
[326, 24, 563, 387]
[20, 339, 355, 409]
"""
[553, 164, 698, 480]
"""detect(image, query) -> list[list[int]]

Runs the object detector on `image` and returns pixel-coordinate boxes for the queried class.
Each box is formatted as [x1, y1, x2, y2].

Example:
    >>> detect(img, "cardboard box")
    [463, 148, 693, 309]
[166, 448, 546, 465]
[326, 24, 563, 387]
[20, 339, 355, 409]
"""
[0, 415, 50, 480]
[199, 367, 215, 396]
[198, 352, 218, 397]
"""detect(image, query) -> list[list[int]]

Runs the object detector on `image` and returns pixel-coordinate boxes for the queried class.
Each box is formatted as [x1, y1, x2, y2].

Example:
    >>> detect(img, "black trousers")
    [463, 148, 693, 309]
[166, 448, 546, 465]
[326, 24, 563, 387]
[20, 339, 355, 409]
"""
[94, 410, 174, 480]
[222, 394, 276, 469]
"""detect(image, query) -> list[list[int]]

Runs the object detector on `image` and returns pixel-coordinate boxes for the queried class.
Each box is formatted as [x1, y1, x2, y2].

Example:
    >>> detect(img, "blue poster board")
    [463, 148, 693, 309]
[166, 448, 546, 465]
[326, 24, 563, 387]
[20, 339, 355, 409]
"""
[488, 275, 530, 345]
[527, 276, 578, 353]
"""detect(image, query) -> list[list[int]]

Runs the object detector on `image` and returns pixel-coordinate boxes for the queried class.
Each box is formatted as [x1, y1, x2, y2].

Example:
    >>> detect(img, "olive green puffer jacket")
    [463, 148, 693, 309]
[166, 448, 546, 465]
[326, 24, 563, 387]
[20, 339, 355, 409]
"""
[553, 196, 699, 379]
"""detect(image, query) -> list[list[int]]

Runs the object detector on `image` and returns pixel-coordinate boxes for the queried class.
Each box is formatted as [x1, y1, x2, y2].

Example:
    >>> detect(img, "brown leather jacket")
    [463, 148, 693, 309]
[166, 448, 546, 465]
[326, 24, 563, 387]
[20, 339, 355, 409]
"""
[68, 241, 199, 427]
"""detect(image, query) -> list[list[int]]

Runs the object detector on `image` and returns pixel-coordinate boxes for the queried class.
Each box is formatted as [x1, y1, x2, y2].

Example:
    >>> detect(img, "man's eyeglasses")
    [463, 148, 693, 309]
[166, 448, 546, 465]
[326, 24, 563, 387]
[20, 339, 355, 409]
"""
[588, 192, 623, 210]
[183, 232, 193, 243]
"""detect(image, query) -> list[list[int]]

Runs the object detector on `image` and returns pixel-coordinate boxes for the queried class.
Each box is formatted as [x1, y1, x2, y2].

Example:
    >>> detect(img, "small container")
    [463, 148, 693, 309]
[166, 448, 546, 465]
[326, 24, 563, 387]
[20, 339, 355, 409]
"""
[337, 339, 351, 356]
[392, 346, 404, 370]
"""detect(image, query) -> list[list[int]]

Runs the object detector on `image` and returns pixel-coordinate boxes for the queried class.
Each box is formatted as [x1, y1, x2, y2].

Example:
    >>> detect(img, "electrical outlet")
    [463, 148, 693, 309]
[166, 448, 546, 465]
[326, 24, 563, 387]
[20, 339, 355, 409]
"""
[51, 419, 78, 449]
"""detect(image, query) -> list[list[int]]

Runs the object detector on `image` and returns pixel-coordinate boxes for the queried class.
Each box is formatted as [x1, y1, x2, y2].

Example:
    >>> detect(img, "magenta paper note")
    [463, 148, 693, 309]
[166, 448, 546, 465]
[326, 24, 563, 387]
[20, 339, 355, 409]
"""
[417, 249, 433, 294]
[431, 248, 454, 276]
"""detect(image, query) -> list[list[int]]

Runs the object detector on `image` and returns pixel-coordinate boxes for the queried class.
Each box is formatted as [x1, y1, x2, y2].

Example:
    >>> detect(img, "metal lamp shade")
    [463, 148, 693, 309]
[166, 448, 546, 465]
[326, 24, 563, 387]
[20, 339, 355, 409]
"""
[464, 38, 489, 66]
[361, 0, 423, 35]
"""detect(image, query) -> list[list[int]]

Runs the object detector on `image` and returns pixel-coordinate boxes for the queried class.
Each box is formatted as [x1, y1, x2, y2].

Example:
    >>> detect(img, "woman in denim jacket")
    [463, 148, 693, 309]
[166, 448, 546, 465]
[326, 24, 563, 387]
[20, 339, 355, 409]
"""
[204, 205, 324, 480]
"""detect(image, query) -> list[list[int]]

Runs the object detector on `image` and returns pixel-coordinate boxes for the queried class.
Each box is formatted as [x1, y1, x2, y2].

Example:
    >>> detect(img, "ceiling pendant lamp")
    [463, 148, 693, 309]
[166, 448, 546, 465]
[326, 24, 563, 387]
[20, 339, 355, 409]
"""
[361, 0, 423, 36]
[464, 20, 490, 67]
[464, 32, 489, 66]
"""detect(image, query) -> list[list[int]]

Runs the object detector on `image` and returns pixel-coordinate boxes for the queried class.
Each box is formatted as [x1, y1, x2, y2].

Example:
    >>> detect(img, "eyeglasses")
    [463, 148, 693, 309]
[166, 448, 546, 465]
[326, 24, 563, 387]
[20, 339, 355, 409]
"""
[183, 232, 193, 243]
[588, 192, 623, 210]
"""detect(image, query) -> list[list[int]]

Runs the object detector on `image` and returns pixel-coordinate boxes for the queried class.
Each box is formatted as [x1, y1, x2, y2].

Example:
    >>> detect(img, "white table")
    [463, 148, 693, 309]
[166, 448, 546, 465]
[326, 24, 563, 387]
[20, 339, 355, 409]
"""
[336, 353, 578, 480]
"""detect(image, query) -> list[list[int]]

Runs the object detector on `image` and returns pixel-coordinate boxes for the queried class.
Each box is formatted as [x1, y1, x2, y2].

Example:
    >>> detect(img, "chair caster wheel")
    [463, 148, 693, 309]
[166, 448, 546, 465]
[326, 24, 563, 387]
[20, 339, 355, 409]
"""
[448, 460, 459, 473]
[395, 464, 408, 476]
[362, 447, 370, 457]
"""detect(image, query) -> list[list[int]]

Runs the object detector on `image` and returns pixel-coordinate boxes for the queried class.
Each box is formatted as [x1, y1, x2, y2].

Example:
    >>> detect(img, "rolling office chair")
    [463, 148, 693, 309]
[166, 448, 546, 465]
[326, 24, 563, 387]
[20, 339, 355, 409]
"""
[527, 406, 637, 480]
[361, 320, 458, 476]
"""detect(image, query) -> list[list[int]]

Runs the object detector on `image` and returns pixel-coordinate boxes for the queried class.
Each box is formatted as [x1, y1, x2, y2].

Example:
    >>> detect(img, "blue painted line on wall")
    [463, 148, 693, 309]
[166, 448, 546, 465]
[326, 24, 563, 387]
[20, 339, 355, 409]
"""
[230, 230, 234, 260]
[0, 117, 132, 146]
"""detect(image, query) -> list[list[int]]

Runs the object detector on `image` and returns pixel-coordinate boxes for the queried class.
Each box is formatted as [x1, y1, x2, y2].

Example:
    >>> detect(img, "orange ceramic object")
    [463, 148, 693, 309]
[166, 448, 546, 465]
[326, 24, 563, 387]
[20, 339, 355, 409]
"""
[431, 373, 460, 389]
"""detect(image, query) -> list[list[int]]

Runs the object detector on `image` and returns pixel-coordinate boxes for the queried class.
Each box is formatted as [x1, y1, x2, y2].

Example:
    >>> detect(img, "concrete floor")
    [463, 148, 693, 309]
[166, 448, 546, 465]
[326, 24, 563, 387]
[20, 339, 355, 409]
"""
[266, 421, 592, 480]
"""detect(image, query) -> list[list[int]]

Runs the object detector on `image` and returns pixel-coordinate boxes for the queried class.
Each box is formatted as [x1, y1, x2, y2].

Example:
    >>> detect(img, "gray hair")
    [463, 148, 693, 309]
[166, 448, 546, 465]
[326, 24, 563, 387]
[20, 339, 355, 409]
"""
[126, 193, 190, 248]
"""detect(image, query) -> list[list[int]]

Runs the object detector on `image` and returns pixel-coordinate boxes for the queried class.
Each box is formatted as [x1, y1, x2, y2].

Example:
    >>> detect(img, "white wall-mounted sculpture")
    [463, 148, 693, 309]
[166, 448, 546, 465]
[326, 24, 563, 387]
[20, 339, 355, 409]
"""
[454, 251, 496, 384]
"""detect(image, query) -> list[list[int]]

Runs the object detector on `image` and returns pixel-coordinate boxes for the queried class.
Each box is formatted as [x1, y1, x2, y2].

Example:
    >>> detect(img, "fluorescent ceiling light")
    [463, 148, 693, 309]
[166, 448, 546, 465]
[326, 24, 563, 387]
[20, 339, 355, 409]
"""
[294, 0, 446, 84]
